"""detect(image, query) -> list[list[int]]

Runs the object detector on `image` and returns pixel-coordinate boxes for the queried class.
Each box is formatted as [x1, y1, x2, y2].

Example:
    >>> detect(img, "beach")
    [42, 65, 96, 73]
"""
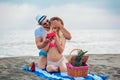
[0, 54, 120, 80]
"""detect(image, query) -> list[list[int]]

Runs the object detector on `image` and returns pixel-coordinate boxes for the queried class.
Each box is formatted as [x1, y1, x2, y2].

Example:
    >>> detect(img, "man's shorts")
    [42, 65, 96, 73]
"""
[39, 49, 47, 57]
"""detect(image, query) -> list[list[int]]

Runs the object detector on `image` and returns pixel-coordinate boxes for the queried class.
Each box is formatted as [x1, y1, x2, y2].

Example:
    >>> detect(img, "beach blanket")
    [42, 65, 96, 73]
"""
[22, 66, 108, 80]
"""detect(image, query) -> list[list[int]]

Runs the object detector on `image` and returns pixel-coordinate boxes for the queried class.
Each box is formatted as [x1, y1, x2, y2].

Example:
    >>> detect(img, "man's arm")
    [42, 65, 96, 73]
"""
[52, 20, 72, 40]
[60, 26, 72, 40]
[35, 37, 50, 49]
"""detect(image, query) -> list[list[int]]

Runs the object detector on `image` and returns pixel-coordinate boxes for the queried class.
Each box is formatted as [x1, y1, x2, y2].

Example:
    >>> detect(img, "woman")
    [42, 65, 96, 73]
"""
[43, 17, 68, 72]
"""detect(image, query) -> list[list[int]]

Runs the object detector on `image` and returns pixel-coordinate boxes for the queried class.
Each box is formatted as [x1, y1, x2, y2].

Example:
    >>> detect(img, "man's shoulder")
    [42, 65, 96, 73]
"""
[35, 25, 46, 33]
[34, 25, 46, 38]
[35, 25, 44, 30]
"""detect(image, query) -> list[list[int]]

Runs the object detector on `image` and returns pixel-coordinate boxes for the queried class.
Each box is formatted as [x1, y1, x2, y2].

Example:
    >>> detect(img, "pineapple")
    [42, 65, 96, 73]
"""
[71, 50, 88, 66]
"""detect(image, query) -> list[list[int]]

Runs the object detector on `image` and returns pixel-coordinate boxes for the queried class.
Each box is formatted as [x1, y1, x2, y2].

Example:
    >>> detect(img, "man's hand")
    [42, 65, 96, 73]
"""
[51, 20, 63, 29]
[43, 34, 53, 45]
[44, 38, 50, 44]
[51, 19, 72, 40]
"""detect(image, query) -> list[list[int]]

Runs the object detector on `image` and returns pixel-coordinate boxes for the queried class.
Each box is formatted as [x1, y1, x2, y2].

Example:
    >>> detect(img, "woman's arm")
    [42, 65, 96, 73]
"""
[54, 35, 66, 54]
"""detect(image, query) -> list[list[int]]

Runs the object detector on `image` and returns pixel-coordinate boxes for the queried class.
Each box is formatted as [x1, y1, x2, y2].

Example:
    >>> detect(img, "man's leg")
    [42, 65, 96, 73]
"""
[38, 56, 47, 69]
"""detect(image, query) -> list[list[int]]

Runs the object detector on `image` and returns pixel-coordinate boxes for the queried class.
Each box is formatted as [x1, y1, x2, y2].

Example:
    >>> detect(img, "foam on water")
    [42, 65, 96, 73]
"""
[0, 29, 120, 57]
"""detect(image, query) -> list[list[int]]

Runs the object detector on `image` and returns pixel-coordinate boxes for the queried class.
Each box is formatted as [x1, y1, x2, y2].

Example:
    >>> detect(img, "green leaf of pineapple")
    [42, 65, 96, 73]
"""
[71, 50, 88, 66]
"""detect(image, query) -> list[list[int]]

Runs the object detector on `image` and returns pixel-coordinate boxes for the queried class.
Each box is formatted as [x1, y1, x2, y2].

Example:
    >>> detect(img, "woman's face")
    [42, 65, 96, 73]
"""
[50, 20, 60, 32]
[52, 26, 59, 32]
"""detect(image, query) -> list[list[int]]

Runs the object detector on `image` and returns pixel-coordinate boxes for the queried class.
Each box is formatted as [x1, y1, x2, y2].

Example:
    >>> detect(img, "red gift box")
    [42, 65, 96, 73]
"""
[46, 32, 56, 39]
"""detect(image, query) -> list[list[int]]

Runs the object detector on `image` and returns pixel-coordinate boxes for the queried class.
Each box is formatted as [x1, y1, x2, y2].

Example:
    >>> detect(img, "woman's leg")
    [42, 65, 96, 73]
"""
[38, 56, 47, 69]
[59, 58, 68, 72]
[46, 65, 59, 72]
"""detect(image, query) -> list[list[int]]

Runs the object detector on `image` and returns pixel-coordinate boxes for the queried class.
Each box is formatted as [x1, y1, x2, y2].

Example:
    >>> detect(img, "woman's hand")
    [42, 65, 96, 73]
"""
[54, 35, 59, 44]
[43, 33, 54, 53]
[46, 32, 56, 39]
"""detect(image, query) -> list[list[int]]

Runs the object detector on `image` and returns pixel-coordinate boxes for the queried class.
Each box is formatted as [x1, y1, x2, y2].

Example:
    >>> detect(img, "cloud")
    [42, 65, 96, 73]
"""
[0, 3, 120, 30]
[40, 4, 120, 29]
[0, 3, 39, 30]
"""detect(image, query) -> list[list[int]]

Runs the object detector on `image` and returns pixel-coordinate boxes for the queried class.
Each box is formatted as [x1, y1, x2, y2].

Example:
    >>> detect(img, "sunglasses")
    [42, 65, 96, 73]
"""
[42, 19, 49, 26]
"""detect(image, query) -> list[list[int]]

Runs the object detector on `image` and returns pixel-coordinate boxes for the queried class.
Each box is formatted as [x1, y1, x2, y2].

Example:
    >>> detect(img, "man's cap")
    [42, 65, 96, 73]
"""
[36, 14, 46, 24]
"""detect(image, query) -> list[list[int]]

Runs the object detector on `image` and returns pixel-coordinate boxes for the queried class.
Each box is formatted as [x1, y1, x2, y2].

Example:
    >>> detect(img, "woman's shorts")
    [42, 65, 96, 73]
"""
[47, 56, 65, 67]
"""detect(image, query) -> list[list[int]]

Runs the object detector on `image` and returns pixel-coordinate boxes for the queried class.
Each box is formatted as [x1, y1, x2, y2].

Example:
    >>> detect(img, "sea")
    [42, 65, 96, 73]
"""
[0, 29, 120, 57]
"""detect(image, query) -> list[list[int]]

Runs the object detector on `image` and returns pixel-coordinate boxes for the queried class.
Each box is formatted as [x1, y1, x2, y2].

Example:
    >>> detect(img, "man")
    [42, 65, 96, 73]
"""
[34, 14, 71, 69]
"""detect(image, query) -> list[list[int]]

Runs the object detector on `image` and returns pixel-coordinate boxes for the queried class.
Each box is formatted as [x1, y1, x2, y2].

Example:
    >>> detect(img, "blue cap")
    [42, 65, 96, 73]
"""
[36, 14, 46, 24]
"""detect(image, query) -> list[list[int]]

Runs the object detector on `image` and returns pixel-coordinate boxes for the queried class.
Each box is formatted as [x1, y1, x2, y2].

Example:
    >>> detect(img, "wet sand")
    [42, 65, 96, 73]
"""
[0, 54, 120, 80]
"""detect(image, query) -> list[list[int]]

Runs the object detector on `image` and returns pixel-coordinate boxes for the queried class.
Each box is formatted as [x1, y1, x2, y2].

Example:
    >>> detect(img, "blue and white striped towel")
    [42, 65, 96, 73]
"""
[22, 66, 109, 80]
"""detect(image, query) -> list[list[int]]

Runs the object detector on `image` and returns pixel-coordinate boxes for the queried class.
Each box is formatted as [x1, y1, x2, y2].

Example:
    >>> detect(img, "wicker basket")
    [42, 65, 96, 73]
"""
[66, 63, 89, 77]
[66, 49, 89, 77]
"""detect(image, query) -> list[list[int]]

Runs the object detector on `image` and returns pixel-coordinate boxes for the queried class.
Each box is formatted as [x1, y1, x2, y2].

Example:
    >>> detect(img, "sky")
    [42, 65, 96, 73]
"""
[0, 0, 120, 30]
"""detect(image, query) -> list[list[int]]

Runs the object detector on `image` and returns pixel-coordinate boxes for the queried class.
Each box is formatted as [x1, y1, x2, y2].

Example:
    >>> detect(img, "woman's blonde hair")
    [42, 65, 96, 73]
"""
[50, 17, 64, 25]
[50, 17, 65, 39]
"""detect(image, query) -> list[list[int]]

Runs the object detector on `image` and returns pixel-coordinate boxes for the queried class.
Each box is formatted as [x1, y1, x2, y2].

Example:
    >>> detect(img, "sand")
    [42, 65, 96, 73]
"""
[0, 54, 120, 80]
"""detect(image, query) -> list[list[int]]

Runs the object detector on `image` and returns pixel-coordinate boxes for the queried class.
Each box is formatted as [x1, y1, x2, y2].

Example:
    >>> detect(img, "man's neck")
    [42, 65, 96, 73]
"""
[44, 27, 50, 31]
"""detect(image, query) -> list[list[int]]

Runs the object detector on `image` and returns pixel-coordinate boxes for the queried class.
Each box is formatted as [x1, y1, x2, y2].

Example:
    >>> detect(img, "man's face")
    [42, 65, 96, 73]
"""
[41, 18, 50, 29]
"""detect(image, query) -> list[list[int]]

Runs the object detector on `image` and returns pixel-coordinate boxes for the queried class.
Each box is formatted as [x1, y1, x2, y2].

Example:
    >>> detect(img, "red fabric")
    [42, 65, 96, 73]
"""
[46, 32, 56, 39]
[49, 42, 55, 48]
[49, 41, 62, 48]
